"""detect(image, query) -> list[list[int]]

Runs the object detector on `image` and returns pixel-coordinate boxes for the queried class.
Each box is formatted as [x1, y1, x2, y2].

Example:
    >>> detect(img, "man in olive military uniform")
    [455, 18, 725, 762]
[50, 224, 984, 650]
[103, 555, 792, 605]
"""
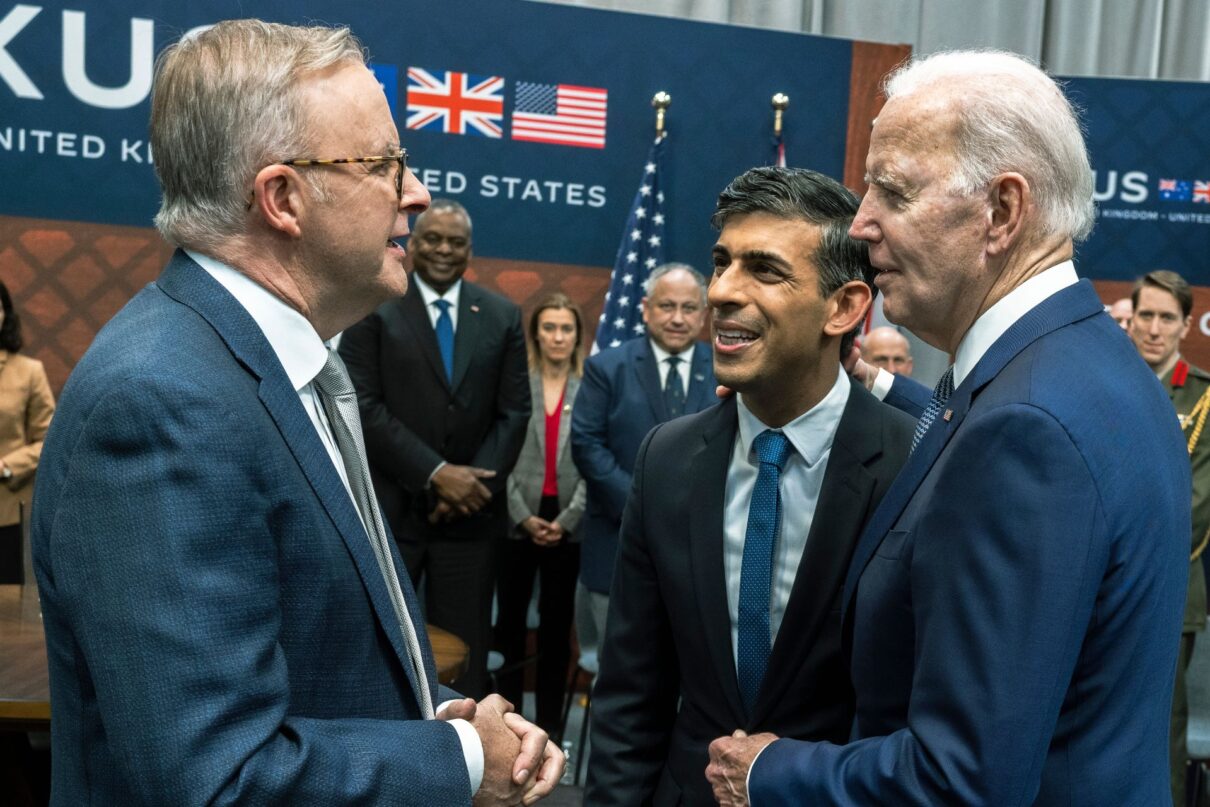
[1128, 269, 1209, 806]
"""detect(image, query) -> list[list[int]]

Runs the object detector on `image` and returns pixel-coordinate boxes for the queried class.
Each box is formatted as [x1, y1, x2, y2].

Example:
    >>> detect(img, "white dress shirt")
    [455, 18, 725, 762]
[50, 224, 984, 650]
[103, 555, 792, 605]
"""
[187, 250, 484, 792]
[413, 272, 462, 332]
[724, 364, 850, 668]
[871, 260, 1079, 395]
[649, 339, 693, 393]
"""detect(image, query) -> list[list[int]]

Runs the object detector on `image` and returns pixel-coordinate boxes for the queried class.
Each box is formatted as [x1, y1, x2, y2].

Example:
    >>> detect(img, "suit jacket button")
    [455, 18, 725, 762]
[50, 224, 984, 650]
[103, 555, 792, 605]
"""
[447, 404, 457, 412]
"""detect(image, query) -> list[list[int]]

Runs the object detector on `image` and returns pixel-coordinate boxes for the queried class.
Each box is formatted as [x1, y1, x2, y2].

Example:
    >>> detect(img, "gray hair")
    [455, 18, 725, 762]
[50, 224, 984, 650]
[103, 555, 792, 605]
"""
[645, 262, 707, 306]
[884, 50, 1095, 243]
[151, 20, 367, 249]
[415, 198, 474, 236]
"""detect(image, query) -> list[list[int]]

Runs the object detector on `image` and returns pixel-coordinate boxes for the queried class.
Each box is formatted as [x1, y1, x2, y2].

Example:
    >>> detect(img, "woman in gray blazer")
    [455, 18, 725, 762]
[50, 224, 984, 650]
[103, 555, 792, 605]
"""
[496, 292, 588, 733]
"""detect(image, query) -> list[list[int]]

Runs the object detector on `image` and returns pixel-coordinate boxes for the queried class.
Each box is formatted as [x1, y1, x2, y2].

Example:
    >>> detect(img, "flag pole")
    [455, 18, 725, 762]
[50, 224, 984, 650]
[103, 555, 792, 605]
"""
[652, 91, 671, 137]
[771, 92, 789, 136]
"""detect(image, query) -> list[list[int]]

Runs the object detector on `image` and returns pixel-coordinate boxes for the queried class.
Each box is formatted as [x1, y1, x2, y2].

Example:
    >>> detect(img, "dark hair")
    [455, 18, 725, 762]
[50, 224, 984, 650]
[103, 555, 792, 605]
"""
[527, 292, 584, 376]
[712, 166, 873, 356]
[1132, 270, 1192, 318]
[0, 282, 23, 353]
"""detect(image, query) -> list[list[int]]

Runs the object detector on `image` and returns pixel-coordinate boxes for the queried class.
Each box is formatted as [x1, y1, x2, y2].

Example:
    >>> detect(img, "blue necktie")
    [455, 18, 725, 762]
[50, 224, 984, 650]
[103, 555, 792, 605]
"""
[737, 429, 793, 715]
[664, 355, 685, 418]
[910, 365, 955, 453]
[433, 299, 454, 382]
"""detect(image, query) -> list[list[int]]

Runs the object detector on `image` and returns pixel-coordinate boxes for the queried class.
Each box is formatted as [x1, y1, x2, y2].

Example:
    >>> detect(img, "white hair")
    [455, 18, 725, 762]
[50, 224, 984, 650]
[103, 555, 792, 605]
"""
[150, 20, 366, 250]
[885, 50, 1095, 243]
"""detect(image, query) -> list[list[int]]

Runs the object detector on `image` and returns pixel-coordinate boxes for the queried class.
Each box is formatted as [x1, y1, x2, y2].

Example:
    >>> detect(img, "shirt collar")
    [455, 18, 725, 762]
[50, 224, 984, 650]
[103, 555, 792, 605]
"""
[413, 272, 462, 310]
[953, 260, 1078, 387]
[648, 339, 690, 365]
[186, 249, 328, 392]
[736, 364, 850, 468]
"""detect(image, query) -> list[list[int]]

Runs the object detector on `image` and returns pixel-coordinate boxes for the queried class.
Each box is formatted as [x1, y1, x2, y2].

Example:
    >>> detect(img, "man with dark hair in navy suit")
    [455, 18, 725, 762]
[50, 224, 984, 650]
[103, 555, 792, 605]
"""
[32, 19, 560, 806]
[571, 263, 717, 648]
[707, 50, 1189, 807]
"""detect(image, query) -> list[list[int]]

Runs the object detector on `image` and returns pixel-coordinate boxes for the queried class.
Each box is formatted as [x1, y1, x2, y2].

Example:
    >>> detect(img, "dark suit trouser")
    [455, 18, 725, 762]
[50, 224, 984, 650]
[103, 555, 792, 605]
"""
[495, 502, 580, 732]
[401, 530, 497, 700]
[0, 523, 21, 584]
[1174, 631, 1196, 807]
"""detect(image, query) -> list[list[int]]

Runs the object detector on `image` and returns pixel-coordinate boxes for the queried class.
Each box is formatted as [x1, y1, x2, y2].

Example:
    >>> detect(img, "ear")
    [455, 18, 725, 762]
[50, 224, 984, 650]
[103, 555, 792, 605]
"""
[640, 296, 651, 325]
[251, 164, 305, 238]
[986, 172, 1028, 256]
[823, 280, 873, 339]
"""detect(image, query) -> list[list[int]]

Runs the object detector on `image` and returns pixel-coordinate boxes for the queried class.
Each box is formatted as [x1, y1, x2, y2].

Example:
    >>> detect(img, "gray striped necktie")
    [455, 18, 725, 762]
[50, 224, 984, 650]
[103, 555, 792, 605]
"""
[312, 348, 434, 718]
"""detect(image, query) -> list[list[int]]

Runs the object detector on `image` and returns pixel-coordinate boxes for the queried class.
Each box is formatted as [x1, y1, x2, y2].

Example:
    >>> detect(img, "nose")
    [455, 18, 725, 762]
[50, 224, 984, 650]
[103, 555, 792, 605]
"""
[707, 264, 741, 311]
[849, 195, 879, 243]
[399, 168, 431, 216]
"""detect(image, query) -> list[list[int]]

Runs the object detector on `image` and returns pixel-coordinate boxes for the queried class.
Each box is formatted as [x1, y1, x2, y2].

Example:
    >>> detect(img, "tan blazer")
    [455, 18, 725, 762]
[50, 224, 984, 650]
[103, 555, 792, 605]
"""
[506, 372, 586, 540]
[0, 351, 55, 526]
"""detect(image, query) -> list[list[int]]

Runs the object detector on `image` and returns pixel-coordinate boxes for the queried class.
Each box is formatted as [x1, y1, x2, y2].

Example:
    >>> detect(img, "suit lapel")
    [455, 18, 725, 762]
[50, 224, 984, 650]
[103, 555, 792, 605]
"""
[685, 342, 714, 413]
[399, 281, 451, 391]
[840, 280, 1108, 631]
[634, 339, 668, 422]
[557, 374, 579, 461]
[527, 373, 544, 449]
[688, 397, 749, 726]
[157, 252, 431, 703]
[451, 283, 479, 391]
[754, 380, 878, 722]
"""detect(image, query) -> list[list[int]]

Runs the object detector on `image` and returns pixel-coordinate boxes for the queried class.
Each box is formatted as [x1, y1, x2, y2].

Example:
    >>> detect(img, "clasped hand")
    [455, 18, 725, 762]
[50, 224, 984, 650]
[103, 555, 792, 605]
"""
[437, 695, 564, 806]
[430, 464, 496, 523]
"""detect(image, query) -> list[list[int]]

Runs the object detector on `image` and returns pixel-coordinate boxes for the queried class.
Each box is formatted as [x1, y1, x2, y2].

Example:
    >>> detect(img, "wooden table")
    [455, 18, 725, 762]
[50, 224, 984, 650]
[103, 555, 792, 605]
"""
[0, 584, 48, 732]
[0, 583, 470, 731]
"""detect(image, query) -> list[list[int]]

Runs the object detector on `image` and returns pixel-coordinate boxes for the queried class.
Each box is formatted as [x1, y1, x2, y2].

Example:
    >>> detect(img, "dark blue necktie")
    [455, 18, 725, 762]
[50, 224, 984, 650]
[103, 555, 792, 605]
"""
[664, 355, 685, 418]
[737, 429, 793, 715]
[434, 299, 454, 382]
[910, 365, 955, 453]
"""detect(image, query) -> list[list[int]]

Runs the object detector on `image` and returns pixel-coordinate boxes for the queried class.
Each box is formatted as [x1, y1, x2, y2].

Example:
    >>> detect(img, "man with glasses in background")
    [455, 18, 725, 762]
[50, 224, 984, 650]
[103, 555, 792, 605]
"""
[340, 198, 530, 702]
[33, 20, 560, 805]
[571, 264, 717, 656]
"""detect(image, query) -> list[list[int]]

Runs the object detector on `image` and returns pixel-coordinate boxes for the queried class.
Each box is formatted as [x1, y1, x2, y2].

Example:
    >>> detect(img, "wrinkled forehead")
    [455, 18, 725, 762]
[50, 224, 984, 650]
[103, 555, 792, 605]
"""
[298, 61, 399, 153]
[868, 91, 963, 171]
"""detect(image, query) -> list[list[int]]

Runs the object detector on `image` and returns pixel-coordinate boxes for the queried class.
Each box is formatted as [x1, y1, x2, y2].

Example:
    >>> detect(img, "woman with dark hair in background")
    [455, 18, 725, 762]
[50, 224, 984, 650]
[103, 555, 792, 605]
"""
[0, 280, 54, 583]
[496, 292, 587, 734]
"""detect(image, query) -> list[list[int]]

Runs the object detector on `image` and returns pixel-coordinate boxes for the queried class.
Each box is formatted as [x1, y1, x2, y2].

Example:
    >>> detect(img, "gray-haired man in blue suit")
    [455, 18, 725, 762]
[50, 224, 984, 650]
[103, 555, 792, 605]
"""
[32, 19, 561, 806]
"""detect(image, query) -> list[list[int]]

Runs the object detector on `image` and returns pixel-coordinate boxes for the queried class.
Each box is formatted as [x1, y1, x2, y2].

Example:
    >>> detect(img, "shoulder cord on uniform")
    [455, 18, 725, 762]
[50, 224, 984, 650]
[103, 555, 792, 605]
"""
[1184, 385, 1210, 562]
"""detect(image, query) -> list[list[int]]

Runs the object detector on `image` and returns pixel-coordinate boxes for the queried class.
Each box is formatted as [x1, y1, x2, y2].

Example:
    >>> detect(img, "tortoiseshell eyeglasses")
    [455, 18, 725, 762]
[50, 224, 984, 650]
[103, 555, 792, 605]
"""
[273, 148, 409, 202]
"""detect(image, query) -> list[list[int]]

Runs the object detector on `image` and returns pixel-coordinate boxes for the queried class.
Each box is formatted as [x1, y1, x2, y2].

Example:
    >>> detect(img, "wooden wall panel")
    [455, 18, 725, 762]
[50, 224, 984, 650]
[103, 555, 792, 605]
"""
[845, 40, 912, 194]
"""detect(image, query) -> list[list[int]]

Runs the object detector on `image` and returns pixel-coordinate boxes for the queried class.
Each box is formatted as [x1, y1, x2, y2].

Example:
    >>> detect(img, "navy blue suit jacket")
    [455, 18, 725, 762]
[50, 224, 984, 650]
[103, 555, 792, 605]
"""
[750, 280, 1190, 805]
[571, 337, 716, 594]
[32, 253, 470, 806]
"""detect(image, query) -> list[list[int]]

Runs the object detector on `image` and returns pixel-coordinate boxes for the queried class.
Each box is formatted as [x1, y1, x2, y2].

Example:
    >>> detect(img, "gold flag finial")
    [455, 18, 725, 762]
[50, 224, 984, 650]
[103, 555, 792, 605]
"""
[772, 93, 790, 137]
[652, 92, 672, 136]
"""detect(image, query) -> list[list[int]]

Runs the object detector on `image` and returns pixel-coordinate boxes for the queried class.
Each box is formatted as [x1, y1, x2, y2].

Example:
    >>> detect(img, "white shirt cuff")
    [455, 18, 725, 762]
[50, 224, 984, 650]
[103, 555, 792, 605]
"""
[448, 717, 483, 794]
[426, 460, 448, 489]
[745, 738, 777, 806]
[870, 367, 894, 401]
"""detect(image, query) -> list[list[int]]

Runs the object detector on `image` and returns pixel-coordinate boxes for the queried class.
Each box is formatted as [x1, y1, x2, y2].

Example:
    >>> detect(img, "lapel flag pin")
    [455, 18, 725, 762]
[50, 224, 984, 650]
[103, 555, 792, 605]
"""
[470, 304, 480, 313]
[943, 409, 953, 422]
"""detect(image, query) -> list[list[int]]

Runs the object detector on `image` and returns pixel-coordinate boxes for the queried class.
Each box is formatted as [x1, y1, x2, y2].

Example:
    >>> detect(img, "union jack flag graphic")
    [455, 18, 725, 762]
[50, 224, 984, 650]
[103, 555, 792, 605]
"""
[1195, 181, 1210, 204]
[406, 67, 505, 138]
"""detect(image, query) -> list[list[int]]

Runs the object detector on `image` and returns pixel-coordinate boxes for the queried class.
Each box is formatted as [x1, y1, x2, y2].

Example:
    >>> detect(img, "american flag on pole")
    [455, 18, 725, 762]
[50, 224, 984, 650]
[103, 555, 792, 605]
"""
[771, 132, 786, 168]
[406, 67, 505, 138]
[593, 135, 667, 352]
[511, 82, 607, 149]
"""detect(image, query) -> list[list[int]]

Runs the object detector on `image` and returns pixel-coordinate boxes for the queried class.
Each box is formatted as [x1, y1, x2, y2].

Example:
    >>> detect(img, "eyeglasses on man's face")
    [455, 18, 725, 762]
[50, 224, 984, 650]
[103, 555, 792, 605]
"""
[246, 149, 411, 210]
[274, 148, 409, 202]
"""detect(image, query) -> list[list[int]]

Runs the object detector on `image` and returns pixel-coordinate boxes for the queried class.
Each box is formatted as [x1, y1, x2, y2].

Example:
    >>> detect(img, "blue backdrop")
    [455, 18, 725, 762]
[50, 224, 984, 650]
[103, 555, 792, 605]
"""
[1065, 75, 1210, 285]
[0, 0, 851, 271]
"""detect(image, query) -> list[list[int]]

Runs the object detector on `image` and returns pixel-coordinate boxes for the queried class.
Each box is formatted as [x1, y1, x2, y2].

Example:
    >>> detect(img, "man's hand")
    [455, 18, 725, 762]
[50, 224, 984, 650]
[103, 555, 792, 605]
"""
[705, 730, 779, 807]
[435, 697, 477, 722]
[470, 695, 525, 806]
[432, 464, 495, 518]
[503, 711, 565, 804]
[843, 344, 877, 391]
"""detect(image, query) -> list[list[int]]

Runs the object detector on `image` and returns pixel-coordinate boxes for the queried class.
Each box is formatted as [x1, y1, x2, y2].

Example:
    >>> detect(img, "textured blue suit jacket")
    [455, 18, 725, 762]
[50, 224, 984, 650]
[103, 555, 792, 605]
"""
[32, 252, 471, 806]
[571, 337, 716, 594]
[750, 280, 1190, 805]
